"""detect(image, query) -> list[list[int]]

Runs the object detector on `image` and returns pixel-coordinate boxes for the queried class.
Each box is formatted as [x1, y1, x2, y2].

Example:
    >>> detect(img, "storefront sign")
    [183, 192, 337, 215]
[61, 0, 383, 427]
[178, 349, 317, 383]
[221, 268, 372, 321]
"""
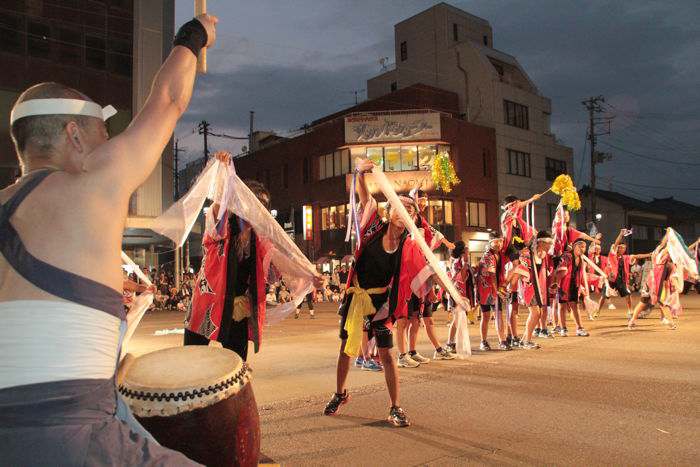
[345, 171, 435, 196]
[344, 112, 441, 143]
[302, 205, 313, 241]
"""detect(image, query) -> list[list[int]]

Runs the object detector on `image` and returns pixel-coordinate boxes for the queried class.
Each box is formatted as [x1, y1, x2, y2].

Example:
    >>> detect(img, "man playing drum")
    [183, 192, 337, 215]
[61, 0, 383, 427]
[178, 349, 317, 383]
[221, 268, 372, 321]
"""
[0, 14, 217, 465]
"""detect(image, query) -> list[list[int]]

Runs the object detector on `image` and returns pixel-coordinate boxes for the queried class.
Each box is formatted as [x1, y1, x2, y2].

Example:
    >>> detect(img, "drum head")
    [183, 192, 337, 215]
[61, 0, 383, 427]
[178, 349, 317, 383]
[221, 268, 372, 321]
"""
[120, 346, 251, 417]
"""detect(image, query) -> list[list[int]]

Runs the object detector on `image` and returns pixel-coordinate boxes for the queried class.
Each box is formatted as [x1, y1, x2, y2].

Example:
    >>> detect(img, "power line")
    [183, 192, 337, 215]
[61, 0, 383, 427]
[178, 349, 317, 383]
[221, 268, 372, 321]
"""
[612, 179, 700, 191]
[600, 141, 700, 166]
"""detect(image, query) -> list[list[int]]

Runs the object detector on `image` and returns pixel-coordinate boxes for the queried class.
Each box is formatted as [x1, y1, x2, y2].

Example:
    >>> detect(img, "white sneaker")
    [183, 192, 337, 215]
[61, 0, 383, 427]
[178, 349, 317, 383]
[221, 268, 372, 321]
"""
[433, 348, 456, 360]
[608, 303, 616, 310]
[398, 354, 420, 368]
[410, 352, 430, 364]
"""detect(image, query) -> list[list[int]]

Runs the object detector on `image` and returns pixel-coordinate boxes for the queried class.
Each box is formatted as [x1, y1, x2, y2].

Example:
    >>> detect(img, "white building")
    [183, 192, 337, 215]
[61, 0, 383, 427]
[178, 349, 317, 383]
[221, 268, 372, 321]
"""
[367, 2, 573, 226]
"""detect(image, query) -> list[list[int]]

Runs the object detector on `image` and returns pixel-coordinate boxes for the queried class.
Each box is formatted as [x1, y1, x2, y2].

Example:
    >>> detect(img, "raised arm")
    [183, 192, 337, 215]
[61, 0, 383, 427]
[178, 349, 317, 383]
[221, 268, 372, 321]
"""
[611, 229, 625, 252]
[88, 15, 218, 196]
[573, 228, 601, 245]
[514, 193, 542, 210]
[355, 158, 375, 209]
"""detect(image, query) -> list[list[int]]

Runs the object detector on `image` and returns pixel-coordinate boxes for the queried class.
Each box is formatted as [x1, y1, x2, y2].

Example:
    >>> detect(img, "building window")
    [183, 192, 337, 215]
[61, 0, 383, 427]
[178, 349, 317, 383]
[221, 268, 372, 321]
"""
[466, 201, 487, 228]
[483, 35, 488, 46]
[545, 157, 567, 181]
[453, 23, 459, 41]
[384, 146, 401, 172]
[400, 41, 407, 61]
[418, 144, 437, 170]
[318, 150, 351, 180]
[543, 111, 551, 135]
[282, 163, 289, 189]
[321, 204, 349, 231]
[401, 146, 418, 171]
[57, 28, 82, 66]
[86, 35, 106, 70]
[340, 149, 350, 175]
[504, 100, 529, 130]
[28, 22, 51, 59]
[507, 149, 531, 177]
[109, 38, 132, 77]
[390, 81, 397, 92]
[427, 200, 453, 225]
[302, 157, 309, 184]
[631, 225, 648, 240]
[324, 153, 333, 179]
[0, 13, 24, 55]
[367, 147, 383, 169]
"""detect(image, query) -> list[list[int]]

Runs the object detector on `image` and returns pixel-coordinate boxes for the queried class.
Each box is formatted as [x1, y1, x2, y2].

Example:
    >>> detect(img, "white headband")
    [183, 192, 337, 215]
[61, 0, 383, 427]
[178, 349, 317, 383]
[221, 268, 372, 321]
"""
[10, 98, 117, 125]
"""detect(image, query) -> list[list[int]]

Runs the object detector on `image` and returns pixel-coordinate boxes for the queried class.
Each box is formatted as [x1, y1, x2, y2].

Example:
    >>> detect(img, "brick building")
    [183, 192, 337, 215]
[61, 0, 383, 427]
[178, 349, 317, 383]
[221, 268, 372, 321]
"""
[234, 84, 499, 268]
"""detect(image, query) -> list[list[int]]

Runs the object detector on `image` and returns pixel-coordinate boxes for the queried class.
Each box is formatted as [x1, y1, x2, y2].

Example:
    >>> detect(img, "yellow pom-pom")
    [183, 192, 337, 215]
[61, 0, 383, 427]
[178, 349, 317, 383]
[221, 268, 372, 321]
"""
[431, 152, 461, 193]
[552, 174, 573, 195]
[561, 187, 581, 211]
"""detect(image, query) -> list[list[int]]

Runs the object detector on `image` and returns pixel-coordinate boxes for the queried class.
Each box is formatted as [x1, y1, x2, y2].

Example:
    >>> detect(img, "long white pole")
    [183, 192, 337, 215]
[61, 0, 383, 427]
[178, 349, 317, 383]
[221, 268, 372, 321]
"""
[371, 167, 471, 355]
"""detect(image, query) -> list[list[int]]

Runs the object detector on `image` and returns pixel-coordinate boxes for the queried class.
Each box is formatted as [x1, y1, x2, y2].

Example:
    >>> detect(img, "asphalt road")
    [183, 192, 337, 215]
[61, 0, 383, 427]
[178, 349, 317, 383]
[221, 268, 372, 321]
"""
[128, 293, 700, 466]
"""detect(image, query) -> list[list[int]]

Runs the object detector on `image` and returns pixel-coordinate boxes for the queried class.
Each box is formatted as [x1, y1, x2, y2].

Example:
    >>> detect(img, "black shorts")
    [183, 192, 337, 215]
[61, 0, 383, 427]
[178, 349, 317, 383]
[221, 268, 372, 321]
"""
[407, 294, 423, 319]
[338, 296, 393, 349]
[610, 282, 631, 298]
[481, 304, 498, 313]
[422, 303, 434, 318]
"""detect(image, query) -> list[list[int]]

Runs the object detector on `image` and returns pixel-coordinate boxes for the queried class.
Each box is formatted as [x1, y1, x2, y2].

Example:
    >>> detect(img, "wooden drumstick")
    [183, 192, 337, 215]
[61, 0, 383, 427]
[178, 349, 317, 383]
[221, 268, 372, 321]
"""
[195, 0, 207, 74]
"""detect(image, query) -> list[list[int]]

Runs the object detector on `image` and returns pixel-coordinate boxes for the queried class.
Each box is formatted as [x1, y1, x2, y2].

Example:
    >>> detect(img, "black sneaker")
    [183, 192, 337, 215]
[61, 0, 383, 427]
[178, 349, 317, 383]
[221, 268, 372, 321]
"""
[323, 391, 349, 416]
[511, 336, 522, 348]
[499, 341, 512, 351]
[479, 341, 491, 351]
[387, 406, 410, 427]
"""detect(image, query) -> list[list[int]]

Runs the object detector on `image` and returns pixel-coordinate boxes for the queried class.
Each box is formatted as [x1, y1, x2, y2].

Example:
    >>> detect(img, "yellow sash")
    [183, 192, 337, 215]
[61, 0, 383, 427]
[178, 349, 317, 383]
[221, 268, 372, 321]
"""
[343, 277, 388, 357]
[232, 295, 251, 322]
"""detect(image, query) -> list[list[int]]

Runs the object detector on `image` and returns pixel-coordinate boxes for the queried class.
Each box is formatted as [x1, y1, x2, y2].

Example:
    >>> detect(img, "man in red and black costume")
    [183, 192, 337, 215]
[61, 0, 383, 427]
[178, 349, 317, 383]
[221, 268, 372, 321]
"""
[323, 159, 435, 427]
[554, 239, 591, 337]
[184, 152, 272, 361]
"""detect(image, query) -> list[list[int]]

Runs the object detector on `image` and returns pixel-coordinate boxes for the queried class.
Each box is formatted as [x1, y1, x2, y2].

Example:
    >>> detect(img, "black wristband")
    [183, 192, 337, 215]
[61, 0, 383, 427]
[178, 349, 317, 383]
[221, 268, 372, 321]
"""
[173, 18, 208, 58]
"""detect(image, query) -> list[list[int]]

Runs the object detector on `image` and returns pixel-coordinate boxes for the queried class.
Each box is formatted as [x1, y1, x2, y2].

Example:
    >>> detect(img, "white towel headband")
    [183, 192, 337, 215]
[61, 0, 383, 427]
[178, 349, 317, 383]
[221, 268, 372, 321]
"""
[10, 98, 117, 125]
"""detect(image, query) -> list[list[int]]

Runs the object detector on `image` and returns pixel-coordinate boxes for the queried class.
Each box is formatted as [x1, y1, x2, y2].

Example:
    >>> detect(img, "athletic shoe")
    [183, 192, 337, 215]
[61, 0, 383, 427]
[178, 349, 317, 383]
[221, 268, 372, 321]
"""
[553, 326, 562, 334]
[576, 328, 589, 337]
[608, 303, 616, 310]
[479, 341, 491, 351]
[627, 321, 636, 330]
[323, 391, 349, 416]
[387, 406, 410, 427]
[559, 327, 568, 337]
[434, 348, 456, 360]
[521, 341, 540, 350]
[661, 318, 677, 330]
[310, 313, 316, 319]
[445, 343, 457, 354]
[410, 352, 431, 364]
[499, 341, 512, 351]
[354, 357, 364, 368]
[533, 328, 541, 338]
[294, 312, 300, 319]
[398, 353, 420, 368]
[362, 359, 383, 372]
[511, 336, 522, 348]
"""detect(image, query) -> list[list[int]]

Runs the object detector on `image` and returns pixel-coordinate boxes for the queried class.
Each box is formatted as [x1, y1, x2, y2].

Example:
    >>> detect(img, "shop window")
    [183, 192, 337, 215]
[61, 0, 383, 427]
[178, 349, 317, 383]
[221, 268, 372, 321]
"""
[85, 35, 106, 70]
[350, 147, 365, 170]
[400, 41, 407, 61]
[401, 146, 418, 171]
[367, 147, 383, 169]
[28, 22, 51, 59]
[503, 99, 529, 130]
[340, 148, 350, 175]
[321, 204, 348, 231]
[384, 146, 401, 172]
[466, 201, 487, 228]
[545, 157, 567, 181]
[507, 149, 531, 177]
[428, 200, 453, 225]
[57, 27, 82, 66]
[418, 145, 436, 170]
[0, 13, 24, 55]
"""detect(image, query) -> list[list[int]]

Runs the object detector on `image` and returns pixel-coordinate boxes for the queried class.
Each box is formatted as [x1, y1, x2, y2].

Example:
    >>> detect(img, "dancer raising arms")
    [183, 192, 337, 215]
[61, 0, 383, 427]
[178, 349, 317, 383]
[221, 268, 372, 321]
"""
[324, 158, 436, 427]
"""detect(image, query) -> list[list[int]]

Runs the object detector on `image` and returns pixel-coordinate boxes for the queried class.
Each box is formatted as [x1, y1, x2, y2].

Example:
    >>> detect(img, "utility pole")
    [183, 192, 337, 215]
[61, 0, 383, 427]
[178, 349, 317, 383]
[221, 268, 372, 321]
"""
[198, 120, 210, 162]
[173, 138, 185, 200]
[248, 111, 255, 155]
[581, 96, 609, 223]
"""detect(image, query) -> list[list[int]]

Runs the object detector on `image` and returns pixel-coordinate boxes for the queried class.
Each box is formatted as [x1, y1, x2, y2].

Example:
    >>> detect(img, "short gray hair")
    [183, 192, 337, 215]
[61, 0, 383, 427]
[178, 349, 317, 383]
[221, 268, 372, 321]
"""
[10, 82, 92, 171]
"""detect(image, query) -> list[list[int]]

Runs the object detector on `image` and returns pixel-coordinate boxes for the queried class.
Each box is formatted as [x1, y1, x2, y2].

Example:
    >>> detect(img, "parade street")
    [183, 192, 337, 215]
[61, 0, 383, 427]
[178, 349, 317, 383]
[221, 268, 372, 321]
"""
[130, 293, 700, 466]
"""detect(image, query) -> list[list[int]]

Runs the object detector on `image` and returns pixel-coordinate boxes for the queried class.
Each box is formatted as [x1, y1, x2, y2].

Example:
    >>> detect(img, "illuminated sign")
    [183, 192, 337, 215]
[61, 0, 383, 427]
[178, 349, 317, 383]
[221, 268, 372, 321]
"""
[344, 112, 441, 143]
[345, 171, 435, 196]
[302, 205, 313, 241]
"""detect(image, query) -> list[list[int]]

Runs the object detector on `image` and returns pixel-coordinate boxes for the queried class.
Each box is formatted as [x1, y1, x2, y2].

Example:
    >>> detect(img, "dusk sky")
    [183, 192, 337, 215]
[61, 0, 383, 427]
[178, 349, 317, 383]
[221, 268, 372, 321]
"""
[174, 0, 700, 204]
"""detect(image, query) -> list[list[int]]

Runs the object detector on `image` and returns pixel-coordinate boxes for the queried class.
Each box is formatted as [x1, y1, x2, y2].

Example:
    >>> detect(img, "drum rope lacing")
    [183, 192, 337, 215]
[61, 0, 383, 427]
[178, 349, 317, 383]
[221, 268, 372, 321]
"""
[118, 363, 250, 403]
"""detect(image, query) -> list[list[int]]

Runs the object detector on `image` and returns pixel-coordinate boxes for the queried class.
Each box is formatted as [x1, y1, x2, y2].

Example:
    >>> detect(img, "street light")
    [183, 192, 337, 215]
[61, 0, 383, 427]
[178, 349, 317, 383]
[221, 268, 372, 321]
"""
[271, 209, 278, 218]
[595, 213, 602, 221]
